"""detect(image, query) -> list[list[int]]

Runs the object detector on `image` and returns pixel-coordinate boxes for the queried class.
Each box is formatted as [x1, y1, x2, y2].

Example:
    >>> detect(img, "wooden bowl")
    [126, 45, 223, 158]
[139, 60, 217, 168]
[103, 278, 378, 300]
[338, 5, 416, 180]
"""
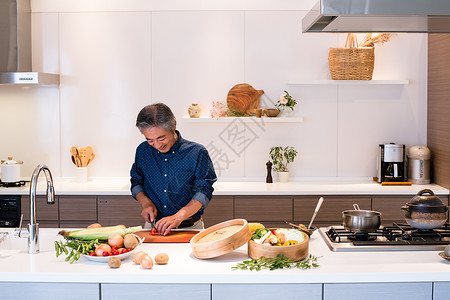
[263, 109, 280, 117]
[248, 229, 309, 261]
[190, 219, 251, 259]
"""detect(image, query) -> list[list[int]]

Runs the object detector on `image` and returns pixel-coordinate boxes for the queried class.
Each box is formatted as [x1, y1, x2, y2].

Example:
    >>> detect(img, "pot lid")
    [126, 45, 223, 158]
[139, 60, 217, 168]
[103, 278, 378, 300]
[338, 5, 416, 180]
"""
[1, 157, 23, 165]
[409, 189, 444, 207]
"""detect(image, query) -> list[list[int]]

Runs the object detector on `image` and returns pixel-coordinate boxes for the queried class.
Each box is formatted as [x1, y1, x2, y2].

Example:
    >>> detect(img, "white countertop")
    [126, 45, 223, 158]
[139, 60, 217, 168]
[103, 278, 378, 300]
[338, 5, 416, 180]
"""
[0, 178, 448, 196]
[0, 228, 449, 284]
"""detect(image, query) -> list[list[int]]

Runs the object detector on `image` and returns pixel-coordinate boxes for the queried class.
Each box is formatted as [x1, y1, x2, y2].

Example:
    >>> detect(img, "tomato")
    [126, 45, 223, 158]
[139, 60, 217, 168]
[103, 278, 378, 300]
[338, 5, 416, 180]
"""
[89, 252, 96, 256]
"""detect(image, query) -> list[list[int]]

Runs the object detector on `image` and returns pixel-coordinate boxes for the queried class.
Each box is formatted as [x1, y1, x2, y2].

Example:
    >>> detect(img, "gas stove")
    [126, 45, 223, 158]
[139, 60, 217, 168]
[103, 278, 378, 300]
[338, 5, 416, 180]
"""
[319, 223, 450, 252]
[0, 180, 27, 188]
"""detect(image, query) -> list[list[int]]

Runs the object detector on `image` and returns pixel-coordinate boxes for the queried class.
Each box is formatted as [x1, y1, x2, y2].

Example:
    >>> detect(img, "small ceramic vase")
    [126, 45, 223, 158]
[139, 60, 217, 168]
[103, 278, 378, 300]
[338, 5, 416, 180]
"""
[279, 109, 294, 117]
[278, 171, 290, 182]
[188, 103, 201, 118]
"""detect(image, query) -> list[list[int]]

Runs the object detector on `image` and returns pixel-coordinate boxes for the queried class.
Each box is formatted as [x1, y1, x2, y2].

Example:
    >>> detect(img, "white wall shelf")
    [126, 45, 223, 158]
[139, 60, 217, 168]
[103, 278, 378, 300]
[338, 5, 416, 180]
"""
[287, 80, 409, 85]
[181, 116, 303, 123]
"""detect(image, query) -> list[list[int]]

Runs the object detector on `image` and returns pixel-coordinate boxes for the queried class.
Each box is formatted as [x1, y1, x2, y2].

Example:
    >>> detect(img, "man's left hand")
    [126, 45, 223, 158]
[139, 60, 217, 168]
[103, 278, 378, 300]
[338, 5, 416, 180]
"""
[155, 215, 183, 236]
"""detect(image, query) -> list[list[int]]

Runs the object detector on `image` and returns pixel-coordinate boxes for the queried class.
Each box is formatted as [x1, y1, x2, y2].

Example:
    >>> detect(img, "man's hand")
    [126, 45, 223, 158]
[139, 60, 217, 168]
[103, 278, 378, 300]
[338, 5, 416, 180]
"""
[136, 192, 157, 223]
[155, 199, 203, 235]
[155, 215, 184, 236]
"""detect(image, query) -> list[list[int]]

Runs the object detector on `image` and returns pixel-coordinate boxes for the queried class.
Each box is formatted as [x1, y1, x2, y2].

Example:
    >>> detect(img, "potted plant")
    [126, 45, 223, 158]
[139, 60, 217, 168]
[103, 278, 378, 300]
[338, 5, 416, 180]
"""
[275, 91, 297, 116]
[269, 146, 298, 182]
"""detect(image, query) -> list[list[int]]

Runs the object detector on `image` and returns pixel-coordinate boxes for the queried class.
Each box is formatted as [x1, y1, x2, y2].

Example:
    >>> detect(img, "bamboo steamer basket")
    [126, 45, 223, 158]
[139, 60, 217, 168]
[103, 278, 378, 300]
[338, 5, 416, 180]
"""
[248, 229, 309, 262]
[190, 219, 251, 259]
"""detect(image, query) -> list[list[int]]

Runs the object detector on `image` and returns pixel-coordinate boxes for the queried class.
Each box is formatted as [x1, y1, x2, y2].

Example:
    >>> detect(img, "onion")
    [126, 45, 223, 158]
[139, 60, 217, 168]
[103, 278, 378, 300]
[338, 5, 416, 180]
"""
[108, 233, 124, 248]
[140, 255, 154, 269]
[133, 251, 146, 264]
[87, 223, 102, 228]
[95, 244, 112, 256]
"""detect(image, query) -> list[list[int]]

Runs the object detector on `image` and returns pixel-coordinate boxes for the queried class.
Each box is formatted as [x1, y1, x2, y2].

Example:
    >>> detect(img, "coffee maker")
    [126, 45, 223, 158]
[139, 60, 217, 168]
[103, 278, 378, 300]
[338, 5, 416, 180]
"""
[377, 143, 406, 183]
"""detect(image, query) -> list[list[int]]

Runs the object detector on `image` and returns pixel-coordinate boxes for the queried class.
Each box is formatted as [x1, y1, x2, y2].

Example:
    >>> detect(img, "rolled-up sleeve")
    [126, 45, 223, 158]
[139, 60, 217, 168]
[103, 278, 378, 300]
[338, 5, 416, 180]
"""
[130, 151, 145, 200]
[192, 149, 217, 207]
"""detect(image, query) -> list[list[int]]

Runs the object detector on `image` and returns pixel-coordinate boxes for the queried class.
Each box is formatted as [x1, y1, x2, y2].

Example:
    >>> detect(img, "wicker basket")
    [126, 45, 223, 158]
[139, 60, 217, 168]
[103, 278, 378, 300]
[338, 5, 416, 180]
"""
[328, 47, 374, 80]
[328, 34, 374, 80]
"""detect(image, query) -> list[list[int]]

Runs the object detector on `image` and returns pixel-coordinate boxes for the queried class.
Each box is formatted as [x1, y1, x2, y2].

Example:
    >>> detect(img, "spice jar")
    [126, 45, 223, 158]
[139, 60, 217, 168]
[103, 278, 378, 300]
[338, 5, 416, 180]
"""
[188, 104, 201, 118]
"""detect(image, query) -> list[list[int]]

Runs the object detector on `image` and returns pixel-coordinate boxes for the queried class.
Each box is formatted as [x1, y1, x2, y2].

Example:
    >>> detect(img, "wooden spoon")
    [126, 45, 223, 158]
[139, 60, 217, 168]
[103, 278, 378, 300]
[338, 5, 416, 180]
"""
[86, 153, 95, 166]
[84, 146, 94, 166]
[70, 147, 81, 167]
[78, 147, 89, 167]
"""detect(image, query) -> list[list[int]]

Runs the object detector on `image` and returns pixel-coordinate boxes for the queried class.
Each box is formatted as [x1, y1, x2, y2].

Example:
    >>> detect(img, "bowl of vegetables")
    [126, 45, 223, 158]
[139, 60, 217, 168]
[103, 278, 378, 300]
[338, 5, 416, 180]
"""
[247, 227, 309, 262]
[55, 224, 143, 264]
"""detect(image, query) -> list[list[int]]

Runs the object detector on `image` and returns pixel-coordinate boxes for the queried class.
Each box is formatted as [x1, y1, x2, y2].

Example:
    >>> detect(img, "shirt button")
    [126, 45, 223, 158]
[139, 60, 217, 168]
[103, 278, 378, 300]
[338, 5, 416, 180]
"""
[164, 174, 167, 177]
[164, 190, 167, 192]
[165, 158, 168, 161]
[172, 151, 175, 154]
[164, 205, 167, 208]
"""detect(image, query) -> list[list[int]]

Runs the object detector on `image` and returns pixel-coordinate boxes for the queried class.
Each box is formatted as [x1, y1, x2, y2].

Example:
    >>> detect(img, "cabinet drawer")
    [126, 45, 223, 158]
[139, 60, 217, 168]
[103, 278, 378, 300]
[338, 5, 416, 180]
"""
[371, 195, 411, 223]
[59, 196, 97, 221]
[235, 196, 292, 222]
[202, 196, 233, 227]
[98, 196, 143, 227]
[21, 195, 59, 221]
[294, 196, 371, 225]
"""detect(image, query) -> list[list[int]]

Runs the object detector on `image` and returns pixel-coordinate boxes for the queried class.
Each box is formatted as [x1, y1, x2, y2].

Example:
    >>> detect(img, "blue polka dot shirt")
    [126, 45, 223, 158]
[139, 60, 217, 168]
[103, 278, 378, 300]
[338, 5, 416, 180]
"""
[130, 130, 217, 220]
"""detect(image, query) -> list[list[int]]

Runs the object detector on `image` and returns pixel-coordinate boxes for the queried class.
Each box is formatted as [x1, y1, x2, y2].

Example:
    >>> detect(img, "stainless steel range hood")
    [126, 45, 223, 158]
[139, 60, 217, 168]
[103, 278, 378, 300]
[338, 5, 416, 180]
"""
[303, 0, 450, 33]
[0, 0, 59, 85]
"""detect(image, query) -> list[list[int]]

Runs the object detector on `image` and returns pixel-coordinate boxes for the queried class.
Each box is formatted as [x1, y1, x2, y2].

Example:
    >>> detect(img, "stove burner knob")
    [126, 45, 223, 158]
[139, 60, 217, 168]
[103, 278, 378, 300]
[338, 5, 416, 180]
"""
[402, 233, 411, 240]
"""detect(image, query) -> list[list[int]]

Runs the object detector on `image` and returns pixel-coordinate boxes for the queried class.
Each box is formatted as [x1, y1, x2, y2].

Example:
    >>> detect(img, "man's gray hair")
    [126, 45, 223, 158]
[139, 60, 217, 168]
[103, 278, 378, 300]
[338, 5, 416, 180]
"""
[136, 103, 177, 132]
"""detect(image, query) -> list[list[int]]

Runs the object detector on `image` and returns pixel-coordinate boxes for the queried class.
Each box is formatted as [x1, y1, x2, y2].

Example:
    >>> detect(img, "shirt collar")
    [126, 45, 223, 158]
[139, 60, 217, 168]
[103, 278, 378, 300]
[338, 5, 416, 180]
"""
[170, 130, 182, 153]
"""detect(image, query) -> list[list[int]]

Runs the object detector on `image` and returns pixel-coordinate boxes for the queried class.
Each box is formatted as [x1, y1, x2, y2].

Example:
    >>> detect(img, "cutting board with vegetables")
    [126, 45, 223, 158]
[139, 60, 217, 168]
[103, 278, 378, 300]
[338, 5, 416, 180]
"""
[226, 83, 264, 113]
[134, 230, 200, 243]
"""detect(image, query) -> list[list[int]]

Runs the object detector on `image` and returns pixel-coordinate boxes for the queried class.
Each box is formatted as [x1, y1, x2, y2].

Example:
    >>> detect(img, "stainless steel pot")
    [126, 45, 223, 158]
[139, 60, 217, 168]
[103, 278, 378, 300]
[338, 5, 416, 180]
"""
[401, 189, 448, 230]
[342, 204, 381, 233]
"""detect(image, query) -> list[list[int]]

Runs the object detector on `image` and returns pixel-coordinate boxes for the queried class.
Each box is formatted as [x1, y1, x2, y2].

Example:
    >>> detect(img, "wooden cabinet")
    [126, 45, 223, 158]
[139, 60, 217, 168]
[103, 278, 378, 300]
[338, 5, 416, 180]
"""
[428, 34, 450, 190]
[235, 196, 292, 228]
[371, 195, 410, 225]
[202, 196, 234, 227]
[98, 196, 144, 227]
[59, 196, 97, 228]
[101, 283, 210, 300]
[294, 195, 371, 227]
[21, 195, 59, 228]
[323, 282, 432, 300]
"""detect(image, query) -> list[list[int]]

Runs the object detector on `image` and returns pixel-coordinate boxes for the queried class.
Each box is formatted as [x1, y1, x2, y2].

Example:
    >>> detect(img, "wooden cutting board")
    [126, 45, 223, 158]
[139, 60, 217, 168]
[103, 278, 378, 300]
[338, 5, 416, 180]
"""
[134, 230, 200, 243]
[227, 83, 264, 113]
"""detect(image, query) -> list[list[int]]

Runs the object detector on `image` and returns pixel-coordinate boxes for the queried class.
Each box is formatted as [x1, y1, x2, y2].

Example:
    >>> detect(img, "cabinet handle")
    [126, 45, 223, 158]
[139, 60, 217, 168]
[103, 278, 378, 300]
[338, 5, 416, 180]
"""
[99, 200, 107, 204]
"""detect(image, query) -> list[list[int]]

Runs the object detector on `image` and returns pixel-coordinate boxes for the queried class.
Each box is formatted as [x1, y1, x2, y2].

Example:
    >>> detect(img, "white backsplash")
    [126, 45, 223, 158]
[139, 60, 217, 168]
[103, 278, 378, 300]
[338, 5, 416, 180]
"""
[0, 1, 427, 182]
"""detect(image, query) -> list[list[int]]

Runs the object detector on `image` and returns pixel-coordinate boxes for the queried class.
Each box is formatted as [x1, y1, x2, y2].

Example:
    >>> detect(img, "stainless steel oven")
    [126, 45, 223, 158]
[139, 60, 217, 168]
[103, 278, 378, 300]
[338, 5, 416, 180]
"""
[0, 195, 21, 227]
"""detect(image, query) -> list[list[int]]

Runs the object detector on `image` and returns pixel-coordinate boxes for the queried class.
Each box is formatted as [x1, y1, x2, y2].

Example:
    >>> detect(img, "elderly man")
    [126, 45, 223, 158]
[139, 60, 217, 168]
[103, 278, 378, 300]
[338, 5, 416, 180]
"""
[130, 103, 217, 235]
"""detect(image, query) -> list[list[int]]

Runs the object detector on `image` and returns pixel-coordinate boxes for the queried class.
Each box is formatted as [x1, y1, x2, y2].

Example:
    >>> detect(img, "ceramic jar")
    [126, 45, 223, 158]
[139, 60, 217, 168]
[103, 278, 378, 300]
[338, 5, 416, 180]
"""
[1, 157, 23, 183]
[188, 104, 201, 118]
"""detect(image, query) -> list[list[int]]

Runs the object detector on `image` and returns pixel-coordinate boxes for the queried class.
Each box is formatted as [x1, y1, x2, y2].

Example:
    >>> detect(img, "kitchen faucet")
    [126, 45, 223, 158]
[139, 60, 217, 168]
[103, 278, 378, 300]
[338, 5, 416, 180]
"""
[28, 164, 55, 254]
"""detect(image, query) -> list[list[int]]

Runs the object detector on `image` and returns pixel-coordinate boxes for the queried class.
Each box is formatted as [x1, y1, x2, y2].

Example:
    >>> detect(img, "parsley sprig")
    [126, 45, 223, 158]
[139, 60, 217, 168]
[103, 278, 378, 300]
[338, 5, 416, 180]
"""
[232, 254, 319, 271]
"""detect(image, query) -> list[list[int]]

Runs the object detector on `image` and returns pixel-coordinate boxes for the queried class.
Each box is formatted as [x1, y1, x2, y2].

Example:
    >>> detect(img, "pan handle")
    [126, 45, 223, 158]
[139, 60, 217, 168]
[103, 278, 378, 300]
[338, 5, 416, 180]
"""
[353, 203, 361, 210]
